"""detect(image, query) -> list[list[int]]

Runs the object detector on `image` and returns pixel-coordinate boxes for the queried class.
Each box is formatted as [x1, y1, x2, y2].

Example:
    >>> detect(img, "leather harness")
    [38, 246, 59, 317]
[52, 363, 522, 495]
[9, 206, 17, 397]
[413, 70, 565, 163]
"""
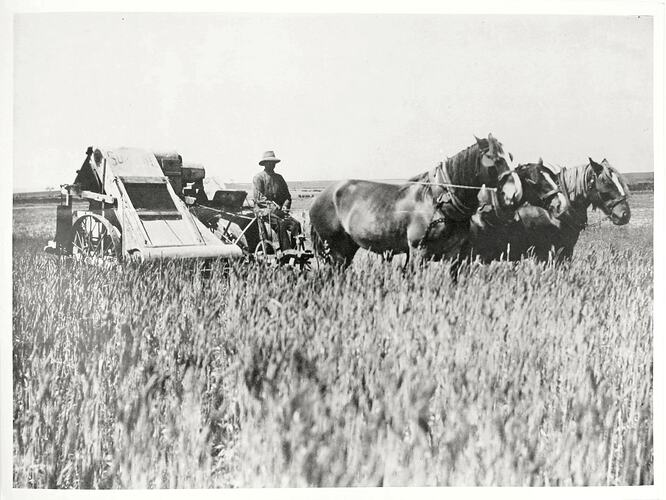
[419, 161, 500, 248]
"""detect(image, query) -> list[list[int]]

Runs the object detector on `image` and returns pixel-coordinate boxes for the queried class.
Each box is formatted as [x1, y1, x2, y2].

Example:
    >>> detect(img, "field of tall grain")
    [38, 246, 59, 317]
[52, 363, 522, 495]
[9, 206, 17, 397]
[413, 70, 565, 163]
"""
[12, 194, 653, 487]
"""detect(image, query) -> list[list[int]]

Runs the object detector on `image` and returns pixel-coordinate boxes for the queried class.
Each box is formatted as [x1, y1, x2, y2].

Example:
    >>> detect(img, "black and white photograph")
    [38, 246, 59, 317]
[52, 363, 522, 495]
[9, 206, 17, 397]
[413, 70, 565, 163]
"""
[1, 0, 662, 494]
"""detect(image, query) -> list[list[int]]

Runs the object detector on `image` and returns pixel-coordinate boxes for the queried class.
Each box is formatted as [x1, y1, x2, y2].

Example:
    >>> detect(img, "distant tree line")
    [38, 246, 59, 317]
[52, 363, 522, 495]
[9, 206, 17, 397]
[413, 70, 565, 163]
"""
[627, 182, 654, 192]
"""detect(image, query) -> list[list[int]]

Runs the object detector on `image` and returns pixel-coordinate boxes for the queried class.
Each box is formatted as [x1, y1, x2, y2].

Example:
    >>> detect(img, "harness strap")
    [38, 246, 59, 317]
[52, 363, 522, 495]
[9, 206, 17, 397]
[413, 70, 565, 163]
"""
[430, 162, 477, 221]
[540, 188, 560, 201]
[603, 196, 627, 210]
[419, 212, 448, 249]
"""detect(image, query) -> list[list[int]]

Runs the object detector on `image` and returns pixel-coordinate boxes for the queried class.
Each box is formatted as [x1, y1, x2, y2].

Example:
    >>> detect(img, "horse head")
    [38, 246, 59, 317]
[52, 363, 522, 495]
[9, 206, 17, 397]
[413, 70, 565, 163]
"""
[587, 158, 631, 225]
[516, 159, 570, 218]
[475, 133, 522, 210]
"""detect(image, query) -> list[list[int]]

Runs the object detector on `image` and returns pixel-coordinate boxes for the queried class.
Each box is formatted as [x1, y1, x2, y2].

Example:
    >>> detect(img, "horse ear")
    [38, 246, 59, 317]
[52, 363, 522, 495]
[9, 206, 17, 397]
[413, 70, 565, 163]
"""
[589, 157, 604, 174]
[487, 134, 497, 155]
[538, 157, 543, 165]
[474, 135, 484, 147]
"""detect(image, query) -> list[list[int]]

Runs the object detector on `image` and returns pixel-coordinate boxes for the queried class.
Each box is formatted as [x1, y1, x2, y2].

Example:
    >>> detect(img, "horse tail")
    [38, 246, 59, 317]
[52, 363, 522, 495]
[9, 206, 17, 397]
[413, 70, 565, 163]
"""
[310, 224, 326, 260]
[309, 183, 341, 261]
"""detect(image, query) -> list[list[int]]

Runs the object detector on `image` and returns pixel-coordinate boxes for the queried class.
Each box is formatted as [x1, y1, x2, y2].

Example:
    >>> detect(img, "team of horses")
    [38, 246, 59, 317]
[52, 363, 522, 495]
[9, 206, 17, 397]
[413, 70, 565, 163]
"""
[309, 133, 631, 277]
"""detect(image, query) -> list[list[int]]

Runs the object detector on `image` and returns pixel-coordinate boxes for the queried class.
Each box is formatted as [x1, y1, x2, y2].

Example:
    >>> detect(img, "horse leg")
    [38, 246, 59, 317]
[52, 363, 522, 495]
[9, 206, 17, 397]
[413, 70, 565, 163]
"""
[332, 246, 358, 268]
[403, 237, 422, 272]
[449, 254, 468, 284]
[404, 241, 432, 273]
[449, 239, 472, 284]
[325, 231, 359, 269]
[402, 246, 410, 271]
[405, 220, 431, 271]
[449, 256, 462, 283]
[310, 225, 327, 257]
[557, 245, 574, 264]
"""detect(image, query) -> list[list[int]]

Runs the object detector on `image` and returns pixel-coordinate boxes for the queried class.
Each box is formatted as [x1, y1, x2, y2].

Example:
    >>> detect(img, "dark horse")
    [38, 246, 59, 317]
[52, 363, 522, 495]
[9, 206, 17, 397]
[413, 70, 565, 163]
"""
[309, 134, 522, 273]
[470, 160, 571, 262]
[470, 157, 630, 262]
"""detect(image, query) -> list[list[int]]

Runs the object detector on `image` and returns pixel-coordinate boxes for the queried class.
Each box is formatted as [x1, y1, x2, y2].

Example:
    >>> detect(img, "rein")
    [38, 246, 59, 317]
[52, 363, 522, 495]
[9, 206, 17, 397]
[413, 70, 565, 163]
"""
[407, 181, 497, 191]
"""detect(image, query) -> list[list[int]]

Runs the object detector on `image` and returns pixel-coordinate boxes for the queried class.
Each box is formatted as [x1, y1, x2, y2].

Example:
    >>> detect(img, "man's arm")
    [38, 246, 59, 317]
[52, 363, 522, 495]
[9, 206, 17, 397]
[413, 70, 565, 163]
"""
[253, 174, 268, 204]
[280, 178, 292, 210]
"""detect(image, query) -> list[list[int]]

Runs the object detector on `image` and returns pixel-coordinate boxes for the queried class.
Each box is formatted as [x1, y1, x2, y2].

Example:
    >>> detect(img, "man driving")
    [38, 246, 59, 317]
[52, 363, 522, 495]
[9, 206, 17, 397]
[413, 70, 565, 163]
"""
[252, 150, 302, 249]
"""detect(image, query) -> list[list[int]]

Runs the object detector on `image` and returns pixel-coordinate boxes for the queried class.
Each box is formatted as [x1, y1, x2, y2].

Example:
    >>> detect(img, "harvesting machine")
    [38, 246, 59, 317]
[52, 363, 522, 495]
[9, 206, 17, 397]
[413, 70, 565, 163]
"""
[152, 151, 313, 269]
[45, 147, 243, 263]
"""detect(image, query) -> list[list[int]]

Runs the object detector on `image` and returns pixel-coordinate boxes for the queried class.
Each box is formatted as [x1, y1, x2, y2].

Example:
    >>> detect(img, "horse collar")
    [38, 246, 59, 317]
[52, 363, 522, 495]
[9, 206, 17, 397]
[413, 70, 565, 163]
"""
[584, 162, 593, 194]
[431, 162, 476, 220]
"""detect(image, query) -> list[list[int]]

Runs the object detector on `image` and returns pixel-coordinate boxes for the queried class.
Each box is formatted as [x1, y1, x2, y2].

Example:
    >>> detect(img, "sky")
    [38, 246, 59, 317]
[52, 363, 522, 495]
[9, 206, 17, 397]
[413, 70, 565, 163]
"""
[12, 13, 653, 191]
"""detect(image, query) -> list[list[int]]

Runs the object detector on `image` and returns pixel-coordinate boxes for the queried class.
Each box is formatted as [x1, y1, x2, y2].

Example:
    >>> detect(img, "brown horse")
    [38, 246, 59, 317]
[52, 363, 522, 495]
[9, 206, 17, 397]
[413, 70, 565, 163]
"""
[471, 157, 630, 262]
[309, 134, 522, 273]
[469, 160, 571, 262]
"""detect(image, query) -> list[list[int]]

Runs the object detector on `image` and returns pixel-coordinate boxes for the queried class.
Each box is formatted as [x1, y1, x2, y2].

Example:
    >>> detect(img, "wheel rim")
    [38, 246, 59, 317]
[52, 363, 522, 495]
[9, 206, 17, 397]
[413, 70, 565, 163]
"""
[72, 215, 119, 260]
[254, 241, 275, 263]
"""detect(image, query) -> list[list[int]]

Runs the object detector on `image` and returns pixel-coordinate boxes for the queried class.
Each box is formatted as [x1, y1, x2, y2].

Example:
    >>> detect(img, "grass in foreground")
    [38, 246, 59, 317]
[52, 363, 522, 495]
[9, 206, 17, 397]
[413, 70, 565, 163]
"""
[12, 218, 653, 487]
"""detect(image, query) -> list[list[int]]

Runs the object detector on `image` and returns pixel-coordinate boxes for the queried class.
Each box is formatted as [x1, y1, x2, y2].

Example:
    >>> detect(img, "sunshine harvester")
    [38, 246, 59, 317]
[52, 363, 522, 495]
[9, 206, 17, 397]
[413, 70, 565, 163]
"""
[45, 147, 243, 262]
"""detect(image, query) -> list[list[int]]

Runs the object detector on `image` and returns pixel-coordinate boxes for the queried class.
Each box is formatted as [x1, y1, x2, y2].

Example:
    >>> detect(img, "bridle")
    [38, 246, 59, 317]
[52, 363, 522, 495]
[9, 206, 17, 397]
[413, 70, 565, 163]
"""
[532, 166, 563, 206]
[557, 162, 627, 230]
[587, 164, 628, 213]
[497, 169, 523, 206]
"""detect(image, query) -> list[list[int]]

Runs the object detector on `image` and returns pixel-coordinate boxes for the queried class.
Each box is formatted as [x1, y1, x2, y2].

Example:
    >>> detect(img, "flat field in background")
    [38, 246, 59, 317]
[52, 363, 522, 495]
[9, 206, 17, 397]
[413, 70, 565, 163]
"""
[12, 191, 653, 487]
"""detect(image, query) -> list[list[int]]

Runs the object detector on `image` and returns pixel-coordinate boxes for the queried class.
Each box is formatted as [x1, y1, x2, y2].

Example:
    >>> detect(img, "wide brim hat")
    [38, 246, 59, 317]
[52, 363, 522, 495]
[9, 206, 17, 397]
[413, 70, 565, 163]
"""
[259, 150, 281, 166]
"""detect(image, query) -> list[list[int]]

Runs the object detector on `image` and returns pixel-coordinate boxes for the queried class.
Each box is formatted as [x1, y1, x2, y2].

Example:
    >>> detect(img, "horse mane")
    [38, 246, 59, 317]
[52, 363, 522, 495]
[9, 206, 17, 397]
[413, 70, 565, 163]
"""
[406, 170, 429, 183]
[563, 160, 631, 204]
[403, 141, 484, 201]
[562, 164, 589, 204]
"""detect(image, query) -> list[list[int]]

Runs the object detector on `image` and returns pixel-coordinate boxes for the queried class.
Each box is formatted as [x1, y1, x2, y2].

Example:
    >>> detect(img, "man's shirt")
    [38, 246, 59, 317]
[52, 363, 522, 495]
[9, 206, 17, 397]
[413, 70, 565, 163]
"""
[253, 170, 292, 209]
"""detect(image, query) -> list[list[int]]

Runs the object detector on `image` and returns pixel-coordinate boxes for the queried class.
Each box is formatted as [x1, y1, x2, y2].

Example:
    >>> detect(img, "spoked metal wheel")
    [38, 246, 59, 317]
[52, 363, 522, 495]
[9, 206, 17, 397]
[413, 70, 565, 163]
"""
[71, 213, 121, 262]
[298, 252, 315, 272]
[254, 240, 276, 264]
[278, 250, 314, 271]
[252, 221, 279, 264]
